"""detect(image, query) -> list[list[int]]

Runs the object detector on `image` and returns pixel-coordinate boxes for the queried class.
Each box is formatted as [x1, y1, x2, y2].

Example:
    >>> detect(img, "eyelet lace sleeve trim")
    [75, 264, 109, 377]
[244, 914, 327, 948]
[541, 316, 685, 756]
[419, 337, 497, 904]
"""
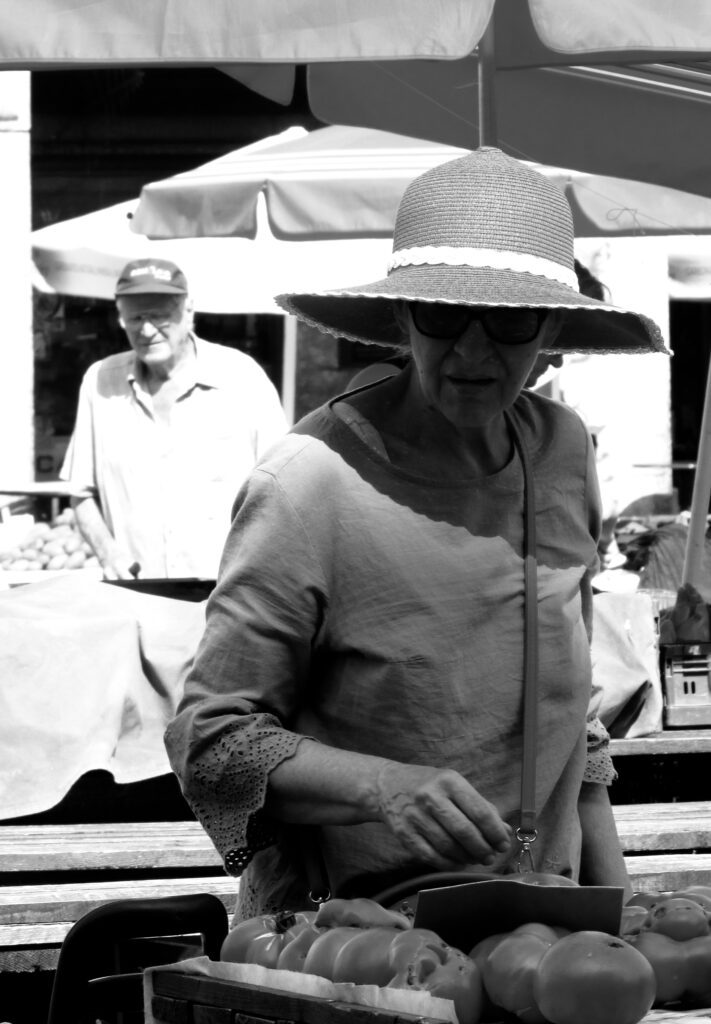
[584, 713, 617, 786]
[185, 720, 303, 875]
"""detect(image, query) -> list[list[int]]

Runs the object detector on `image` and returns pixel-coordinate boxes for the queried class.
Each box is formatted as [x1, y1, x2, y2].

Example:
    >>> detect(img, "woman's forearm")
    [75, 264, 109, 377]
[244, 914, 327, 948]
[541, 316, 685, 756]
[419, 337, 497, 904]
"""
[265, 738, 387, 825]
[265, 739, 513, 870]
[578, 781, 633, 900]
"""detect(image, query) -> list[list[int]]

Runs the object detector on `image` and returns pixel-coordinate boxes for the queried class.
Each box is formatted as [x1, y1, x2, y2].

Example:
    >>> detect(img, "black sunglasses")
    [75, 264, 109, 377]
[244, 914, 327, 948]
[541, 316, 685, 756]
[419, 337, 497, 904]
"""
[410, 302, 548, 345]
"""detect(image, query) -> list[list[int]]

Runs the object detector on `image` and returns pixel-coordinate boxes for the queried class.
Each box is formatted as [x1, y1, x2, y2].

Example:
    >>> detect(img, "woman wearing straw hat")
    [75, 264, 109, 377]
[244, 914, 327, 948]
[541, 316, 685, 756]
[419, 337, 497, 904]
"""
[166, 148, 666, 920]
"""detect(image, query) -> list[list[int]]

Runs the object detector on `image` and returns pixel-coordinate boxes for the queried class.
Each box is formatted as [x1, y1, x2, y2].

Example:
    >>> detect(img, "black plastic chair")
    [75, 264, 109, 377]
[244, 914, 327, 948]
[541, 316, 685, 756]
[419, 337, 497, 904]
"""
[46, 892, 229, 1024]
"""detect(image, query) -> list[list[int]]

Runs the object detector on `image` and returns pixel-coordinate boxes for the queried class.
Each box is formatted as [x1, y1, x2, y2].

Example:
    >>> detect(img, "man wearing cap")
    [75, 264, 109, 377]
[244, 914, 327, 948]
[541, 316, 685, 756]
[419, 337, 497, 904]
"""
[61, 257, 288, 579]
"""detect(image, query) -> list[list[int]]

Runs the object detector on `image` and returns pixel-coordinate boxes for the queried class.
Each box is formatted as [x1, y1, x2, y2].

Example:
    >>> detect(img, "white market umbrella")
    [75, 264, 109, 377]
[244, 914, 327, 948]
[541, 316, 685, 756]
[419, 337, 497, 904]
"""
[32, 196, 391, 316]
[130, 123, 711, 243]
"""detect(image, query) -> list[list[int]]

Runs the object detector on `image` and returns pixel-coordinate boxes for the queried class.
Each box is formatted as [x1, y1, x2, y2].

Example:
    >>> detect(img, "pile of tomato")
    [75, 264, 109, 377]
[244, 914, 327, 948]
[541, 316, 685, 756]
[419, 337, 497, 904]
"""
[220, 886, 711, 1024]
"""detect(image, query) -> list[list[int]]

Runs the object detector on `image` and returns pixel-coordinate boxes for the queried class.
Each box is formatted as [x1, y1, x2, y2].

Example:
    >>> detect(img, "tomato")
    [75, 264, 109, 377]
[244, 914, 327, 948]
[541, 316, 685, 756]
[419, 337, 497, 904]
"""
[533, 930, 656, 1024]
[683, 935, 711, 1007]
[404, 947, 483, 1024]
[671, 887, 711, 912]
[630, 928, 711, 1008]
[468, 932, 506, 1021]
[220, 909, 318, 967]
[645, 897, 710, 942]
[304, 922, 483, 1024]
[626, 891, 664, 912]
[302, 926, 364, 979]
[629, 930, 687, 1004]
[385, 929, 483, 1024]
[315, 897, 410, 931]
[275, 922, 323, 971]
[514, 923, 571, 942]
[482, 924, 557, 1024]
[512, 872, 579, 887]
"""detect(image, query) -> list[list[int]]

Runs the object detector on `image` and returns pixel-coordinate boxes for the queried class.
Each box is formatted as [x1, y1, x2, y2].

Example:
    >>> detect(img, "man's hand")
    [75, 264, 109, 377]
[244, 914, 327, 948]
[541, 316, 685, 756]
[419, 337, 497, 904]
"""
[374, 761, 513, 869]
[71, 495, 137, 580]
[99, 550, 139, 580]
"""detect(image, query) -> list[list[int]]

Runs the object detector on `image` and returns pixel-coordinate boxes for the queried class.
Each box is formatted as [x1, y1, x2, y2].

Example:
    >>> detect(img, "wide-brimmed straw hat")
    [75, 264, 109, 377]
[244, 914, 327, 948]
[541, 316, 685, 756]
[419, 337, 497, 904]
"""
[276, 147, 666, 354]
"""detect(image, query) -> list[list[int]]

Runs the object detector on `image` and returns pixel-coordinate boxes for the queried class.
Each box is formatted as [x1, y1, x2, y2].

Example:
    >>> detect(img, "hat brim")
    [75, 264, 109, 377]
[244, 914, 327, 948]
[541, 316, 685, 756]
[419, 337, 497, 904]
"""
[276, 266, 667, 355]
[115, 283, 188, 296]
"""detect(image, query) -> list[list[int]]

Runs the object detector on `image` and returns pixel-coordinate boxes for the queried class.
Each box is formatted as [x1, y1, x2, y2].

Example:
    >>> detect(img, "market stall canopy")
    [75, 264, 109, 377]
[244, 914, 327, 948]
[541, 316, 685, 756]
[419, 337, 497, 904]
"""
[130, 123, 711, 242]
[6, 2, 711, 195]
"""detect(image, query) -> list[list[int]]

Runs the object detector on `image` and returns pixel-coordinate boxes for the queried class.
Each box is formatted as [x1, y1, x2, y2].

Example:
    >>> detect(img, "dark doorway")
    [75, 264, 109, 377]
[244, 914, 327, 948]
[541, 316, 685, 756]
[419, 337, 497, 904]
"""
[669, 299, 711, 510]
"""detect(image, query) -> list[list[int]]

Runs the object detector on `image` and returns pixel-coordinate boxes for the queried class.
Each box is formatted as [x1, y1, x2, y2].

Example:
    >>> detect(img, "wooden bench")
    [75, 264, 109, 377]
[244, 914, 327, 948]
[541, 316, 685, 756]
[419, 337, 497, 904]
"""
[613, 801, 711, 893]
[2, 801, 711, 972]
[609, 735, 711, 893]
[0, 821, 237, 973]
[610, 730, 711, 757]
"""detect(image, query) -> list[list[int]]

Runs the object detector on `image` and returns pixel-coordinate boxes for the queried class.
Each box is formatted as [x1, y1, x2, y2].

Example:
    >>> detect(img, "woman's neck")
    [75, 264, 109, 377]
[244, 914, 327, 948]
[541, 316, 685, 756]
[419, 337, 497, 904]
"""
[344, 369, 514, 479]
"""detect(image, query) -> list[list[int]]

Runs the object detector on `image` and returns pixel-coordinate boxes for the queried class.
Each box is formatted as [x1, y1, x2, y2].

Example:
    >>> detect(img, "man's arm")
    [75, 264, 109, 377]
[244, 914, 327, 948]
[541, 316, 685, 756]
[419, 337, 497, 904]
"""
[578, 780, 633, 901]
[71, 495, 137, 580]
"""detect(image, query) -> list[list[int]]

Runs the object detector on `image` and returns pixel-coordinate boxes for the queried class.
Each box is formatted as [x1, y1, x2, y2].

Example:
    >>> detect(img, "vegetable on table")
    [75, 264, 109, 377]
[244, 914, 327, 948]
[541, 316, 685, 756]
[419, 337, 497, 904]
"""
[533, 930, 656, 1024]
[625, 890, 711, 1007]
[220, 897, 483, 1024]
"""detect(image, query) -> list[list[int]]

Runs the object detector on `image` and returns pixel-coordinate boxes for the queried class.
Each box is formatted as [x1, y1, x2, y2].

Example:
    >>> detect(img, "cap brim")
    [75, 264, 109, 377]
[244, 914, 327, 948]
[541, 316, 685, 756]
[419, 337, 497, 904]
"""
[276, 266, 667, 355]
[115, 283, 187, 296]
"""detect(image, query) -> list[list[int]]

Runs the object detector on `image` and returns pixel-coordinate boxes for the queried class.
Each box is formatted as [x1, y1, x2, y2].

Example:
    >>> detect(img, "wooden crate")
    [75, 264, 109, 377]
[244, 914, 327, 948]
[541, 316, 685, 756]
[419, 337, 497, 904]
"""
[150, 971, 452, 1024]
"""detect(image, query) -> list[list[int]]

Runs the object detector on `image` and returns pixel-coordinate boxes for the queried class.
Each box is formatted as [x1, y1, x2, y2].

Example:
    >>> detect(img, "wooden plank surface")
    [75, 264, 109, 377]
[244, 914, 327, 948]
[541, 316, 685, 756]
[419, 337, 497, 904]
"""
[0, 875, 238, 930]
[0, 820, 222, 871]
[624, 852, 711, 893]
[613, 801, 711, 851]
[610, 731, 711, 756]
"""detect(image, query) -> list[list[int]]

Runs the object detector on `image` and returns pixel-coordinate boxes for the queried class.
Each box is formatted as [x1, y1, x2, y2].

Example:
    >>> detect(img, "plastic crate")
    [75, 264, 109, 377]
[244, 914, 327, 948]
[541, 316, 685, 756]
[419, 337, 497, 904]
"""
[149, 970, 451, 1024]
[661, 642, 711, 727]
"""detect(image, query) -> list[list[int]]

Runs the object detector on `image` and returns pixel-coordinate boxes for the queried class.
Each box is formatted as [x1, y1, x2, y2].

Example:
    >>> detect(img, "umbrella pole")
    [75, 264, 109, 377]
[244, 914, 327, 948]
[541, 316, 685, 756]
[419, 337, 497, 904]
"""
[681, 349, 711, 588]
[477, 16, 497, 148]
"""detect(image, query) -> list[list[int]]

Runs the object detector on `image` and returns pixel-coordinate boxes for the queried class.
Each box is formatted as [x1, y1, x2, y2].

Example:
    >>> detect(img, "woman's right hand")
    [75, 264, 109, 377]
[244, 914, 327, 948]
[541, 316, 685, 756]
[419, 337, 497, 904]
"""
[374, 760, 513, 869]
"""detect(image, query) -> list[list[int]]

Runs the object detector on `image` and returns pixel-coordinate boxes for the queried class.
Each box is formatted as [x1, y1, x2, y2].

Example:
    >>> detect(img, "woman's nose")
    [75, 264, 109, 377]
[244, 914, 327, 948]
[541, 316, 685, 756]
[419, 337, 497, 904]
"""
[452, 319, 494, 356]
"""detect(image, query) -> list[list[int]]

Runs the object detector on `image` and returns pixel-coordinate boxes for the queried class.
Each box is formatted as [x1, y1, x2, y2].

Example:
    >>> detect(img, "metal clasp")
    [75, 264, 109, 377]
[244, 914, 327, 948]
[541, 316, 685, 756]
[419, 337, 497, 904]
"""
[308, 886, 331, 906]
[515, 826, 538, 874]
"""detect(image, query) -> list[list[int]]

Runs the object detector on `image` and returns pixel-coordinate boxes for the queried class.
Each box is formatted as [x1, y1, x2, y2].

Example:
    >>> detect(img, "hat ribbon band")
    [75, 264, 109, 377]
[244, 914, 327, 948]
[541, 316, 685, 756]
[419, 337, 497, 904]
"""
[388, 246, 578, 290]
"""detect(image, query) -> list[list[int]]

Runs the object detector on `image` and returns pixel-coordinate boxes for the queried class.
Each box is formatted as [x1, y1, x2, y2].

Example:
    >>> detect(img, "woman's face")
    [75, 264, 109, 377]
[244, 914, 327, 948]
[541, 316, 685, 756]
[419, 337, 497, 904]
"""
[401, 302, 562, 432]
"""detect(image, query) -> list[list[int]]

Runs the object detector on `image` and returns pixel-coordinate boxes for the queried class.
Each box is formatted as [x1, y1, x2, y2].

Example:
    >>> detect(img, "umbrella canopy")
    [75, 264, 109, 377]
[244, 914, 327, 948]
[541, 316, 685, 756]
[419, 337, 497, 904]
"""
[31, 199, 391, 314]
[131, 123, 711, 243]
[6, 2, 711, 197]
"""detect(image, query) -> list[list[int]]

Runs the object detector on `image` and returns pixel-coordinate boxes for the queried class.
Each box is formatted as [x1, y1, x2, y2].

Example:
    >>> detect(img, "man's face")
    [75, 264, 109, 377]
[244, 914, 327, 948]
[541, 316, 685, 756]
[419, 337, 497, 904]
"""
[116, 293, 193, 372]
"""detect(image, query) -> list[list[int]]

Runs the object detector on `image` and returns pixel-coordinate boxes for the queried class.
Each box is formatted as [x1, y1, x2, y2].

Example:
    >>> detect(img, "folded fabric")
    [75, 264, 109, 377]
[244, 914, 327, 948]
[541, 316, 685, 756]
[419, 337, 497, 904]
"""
[590, 591, 663, 738]
[0, 573, 206, 820]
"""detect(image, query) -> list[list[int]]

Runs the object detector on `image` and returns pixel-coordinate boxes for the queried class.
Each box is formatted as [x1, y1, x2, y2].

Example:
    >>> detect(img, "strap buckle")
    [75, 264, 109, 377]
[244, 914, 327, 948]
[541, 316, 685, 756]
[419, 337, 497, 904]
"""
[307, 886, 331, 905]
[515, 826, 538, 874]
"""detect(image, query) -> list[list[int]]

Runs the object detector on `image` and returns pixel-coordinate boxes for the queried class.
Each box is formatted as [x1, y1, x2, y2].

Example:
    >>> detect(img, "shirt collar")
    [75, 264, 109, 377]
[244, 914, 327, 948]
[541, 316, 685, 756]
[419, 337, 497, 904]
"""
[127, 334, 221, 390]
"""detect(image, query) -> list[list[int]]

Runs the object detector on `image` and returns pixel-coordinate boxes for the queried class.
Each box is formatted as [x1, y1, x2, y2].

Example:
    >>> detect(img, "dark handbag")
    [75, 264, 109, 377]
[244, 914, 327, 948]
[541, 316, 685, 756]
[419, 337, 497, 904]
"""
[299, 413, 541, 906]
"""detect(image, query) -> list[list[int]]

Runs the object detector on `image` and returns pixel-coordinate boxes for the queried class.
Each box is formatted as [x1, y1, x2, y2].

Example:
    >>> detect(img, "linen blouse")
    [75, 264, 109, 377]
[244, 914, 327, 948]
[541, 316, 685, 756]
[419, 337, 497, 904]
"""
[165, 388, 610, 919]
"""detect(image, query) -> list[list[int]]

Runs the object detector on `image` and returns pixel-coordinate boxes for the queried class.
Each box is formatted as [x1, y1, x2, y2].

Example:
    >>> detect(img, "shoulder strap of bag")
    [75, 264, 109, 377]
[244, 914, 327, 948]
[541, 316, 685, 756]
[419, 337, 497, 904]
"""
[507, 411, 539, 872]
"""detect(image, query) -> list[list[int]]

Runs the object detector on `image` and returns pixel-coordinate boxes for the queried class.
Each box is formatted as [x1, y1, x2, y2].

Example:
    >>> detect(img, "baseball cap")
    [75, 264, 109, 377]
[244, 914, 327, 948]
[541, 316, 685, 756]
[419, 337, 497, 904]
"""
[115, 258, 188, 297]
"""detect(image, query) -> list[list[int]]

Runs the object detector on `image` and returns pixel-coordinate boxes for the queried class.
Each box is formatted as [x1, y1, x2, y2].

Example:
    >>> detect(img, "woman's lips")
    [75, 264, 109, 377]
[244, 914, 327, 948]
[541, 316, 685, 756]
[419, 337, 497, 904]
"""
[448, 375, 496, 386]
